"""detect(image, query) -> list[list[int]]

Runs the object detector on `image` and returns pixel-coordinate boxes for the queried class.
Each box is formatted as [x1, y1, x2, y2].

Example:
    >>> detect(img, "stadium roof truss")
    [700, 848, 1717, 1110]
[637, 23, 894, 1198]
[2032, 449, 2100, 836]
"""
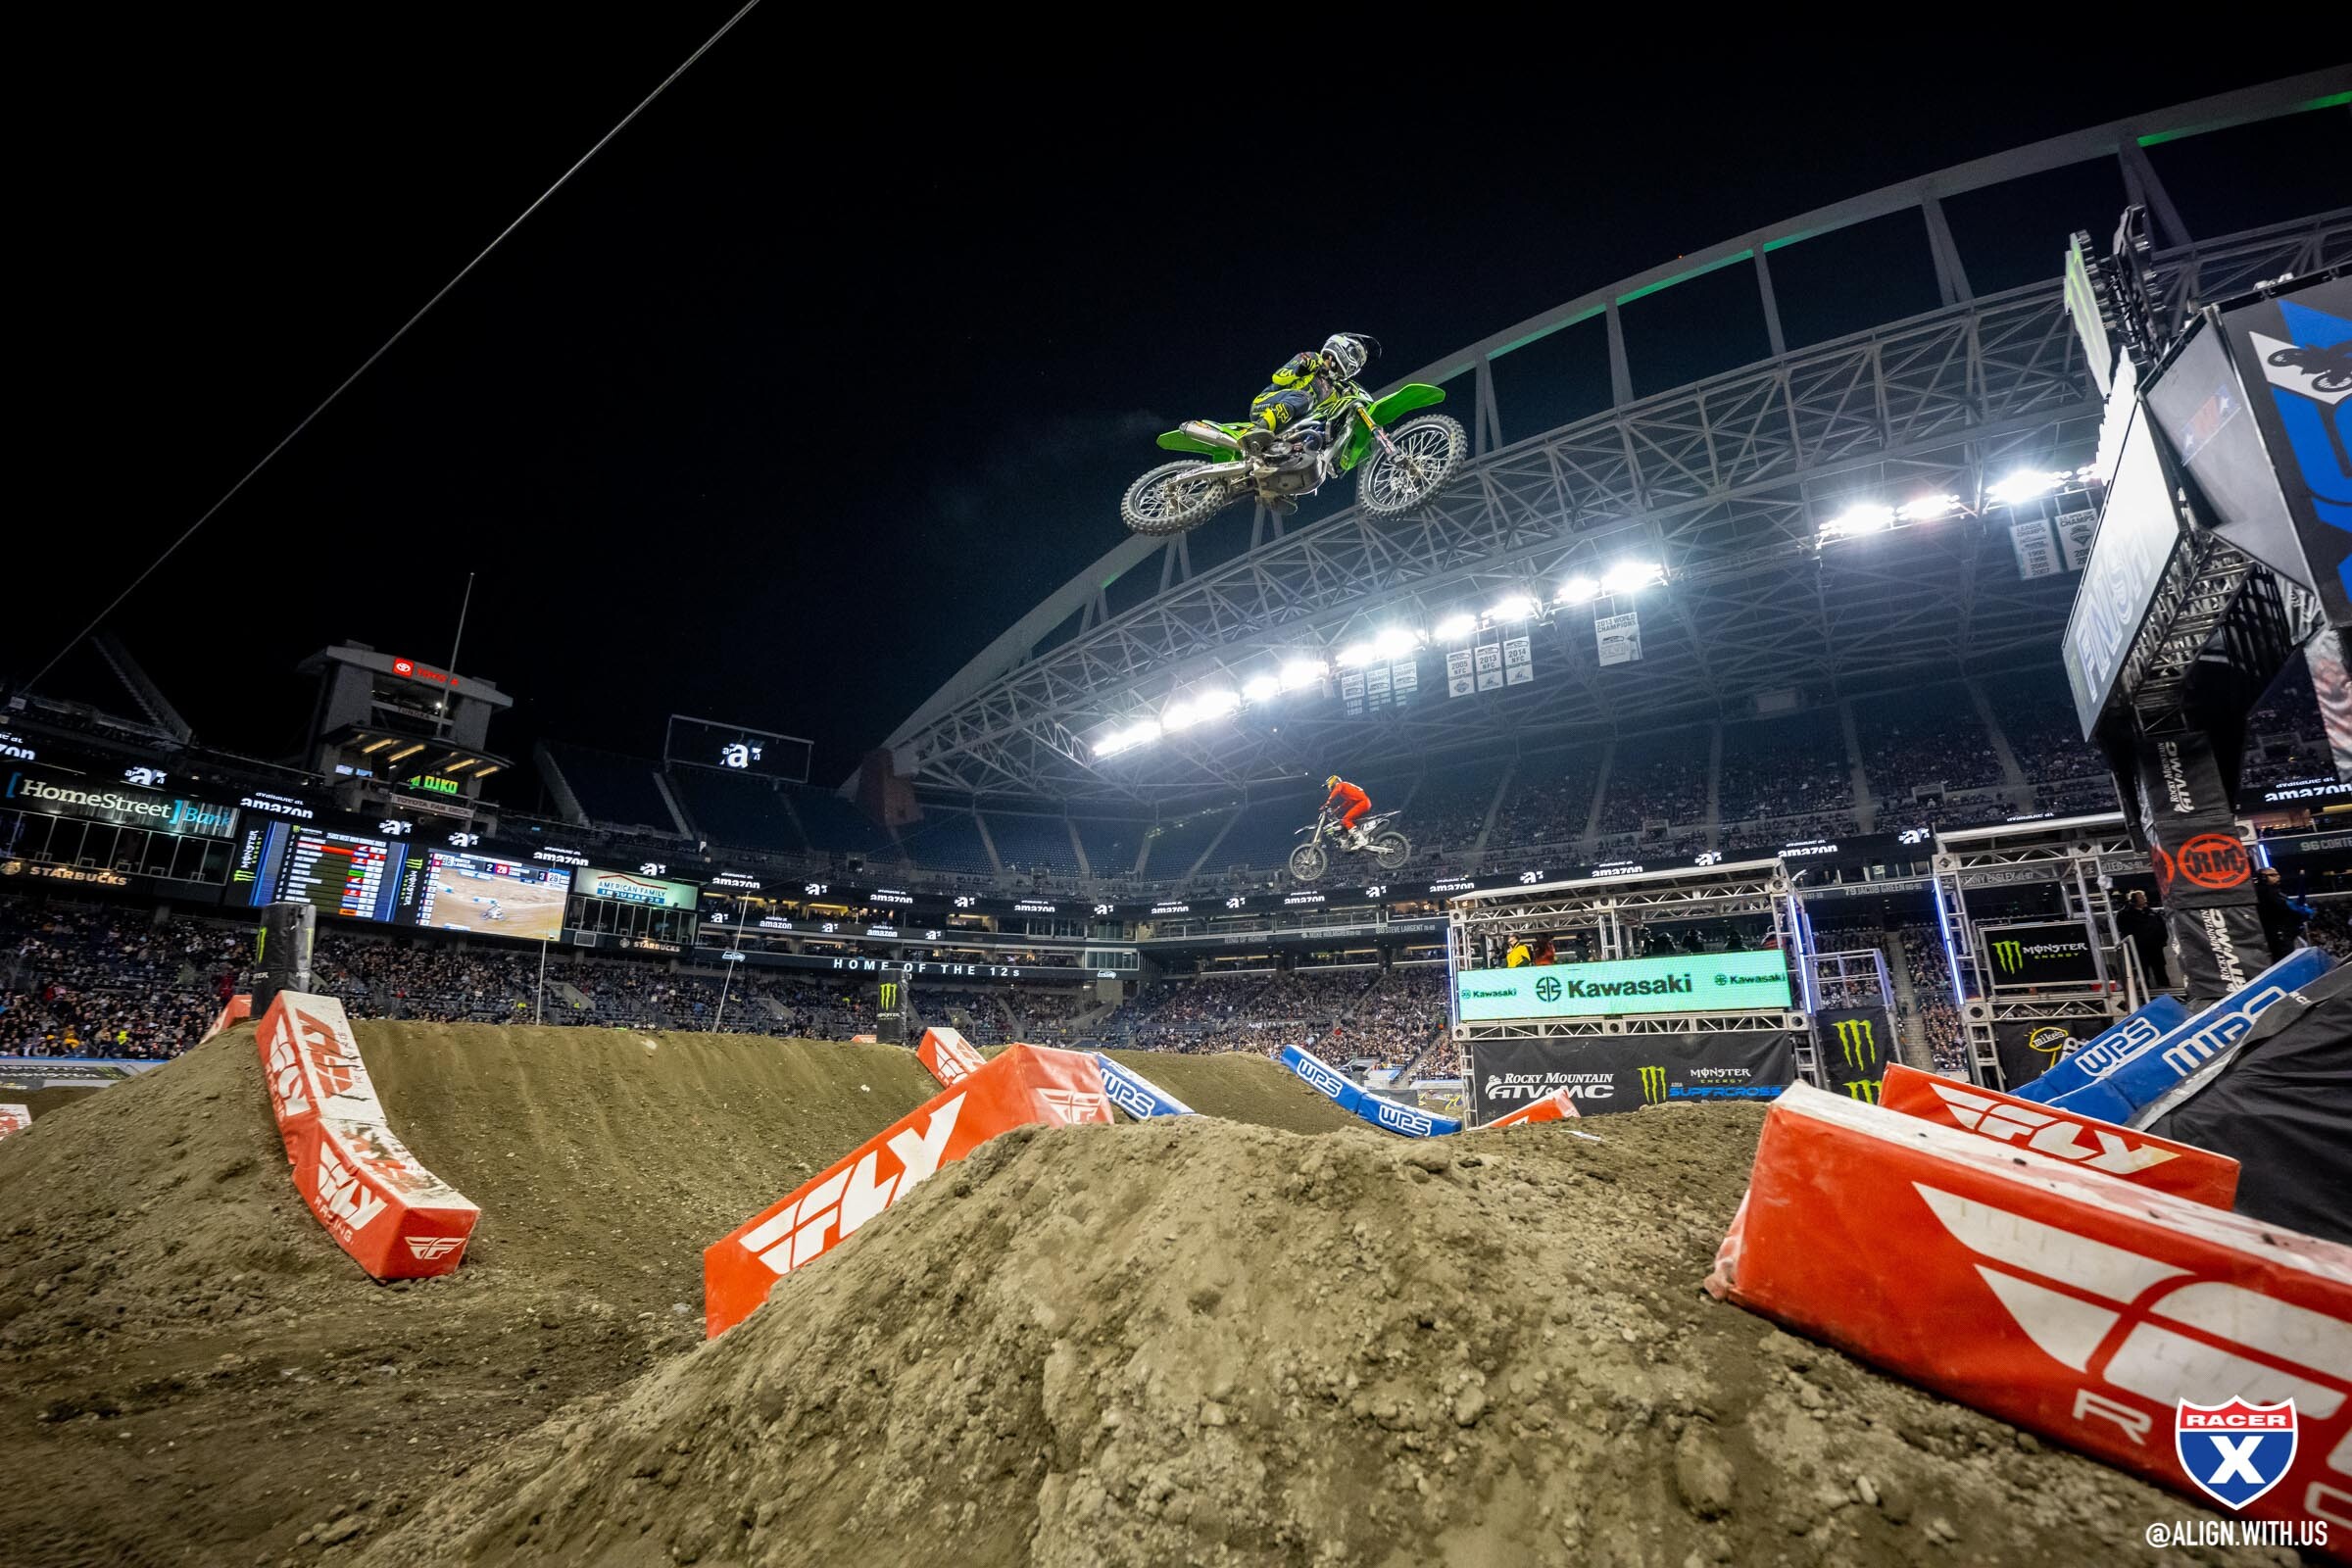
[886, 74, 2352, 807]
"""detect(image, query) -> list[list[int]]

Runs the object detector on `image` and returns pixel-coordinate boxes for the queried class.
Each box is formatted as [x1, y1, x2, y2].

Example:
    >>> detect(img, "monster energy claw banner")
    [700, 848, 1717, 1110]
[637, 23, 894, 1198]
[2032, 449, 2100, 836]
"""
[1469, 1031, 1795, 1120]
[1813, 1006, 1894, 1104]
[875, 961, 912, 1046]
[1991, 1014, 2113, 1093]
[1980, 921, 2100, 990]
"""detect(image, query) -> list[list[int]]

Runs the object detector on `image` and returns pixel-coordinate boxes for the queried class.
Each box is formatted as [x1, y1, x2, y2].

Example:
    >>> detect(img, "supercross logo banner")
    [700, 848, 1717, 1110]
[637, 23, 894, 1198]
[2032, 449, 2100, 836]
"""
[2178, 1400, 2299, 1511]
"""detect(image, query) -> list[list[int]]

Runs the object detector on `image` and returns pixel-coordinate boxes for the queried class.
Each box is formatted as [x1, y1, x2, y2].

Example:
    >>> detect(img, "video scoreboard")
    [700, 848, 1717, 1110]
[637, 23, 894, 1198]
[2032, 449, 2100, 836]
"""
[230, 820, 569, 939]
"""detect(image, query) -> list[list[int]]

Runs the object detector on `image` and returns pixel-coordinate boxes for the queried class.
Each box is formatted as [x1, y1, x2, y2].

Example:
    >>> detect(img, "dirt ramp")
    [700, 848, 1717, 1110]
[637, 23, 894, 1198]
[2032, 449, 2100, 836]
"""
[351, 1022, 947, 1312]
[1097, 1048, 1359, 1133]
[358, 1106, 2256, 1568]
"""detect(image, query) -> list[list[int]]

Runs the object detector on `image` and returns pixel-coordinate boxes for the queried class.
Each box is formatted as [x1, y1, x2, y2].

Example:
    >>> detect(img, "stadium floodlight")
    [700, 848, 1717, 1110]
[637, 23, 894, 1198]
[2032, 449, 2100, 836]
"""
[1242, 673, 1281, 704]
[1599, 561, 1663, 594]
[1985, 468, 2065, 507]
[1280, 659, 1326, 690]
[1372, 626, 1423, 661]
[1189, 688, 1240, 722]
[1334, 642, 1376, 668]
[1433, 612, 1478, 641]
[1821, 503, 1894, 539]
[1489, 593, 1537, 622]
[1557, 575, 1599, 605]
[1096, 718, 1161, 757]
[1896, 494, 1961, 522]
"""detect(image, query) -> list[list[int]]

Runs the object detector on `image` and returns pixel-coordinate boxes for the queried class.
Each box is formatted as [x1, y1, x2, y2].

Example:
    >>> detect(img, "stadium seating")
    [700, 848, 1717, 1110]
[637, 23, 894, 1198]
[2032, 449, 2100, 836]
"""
[542, 743, 679, 832]
[982, 813, 1082, 877]
[665, 768, 808, 854]
[1855, 683, 2004, 795]
[784, 785, 894, 858]
[1197, 795, 1320, 875]
[1405, 762, 1508, 853]
[1717, 709, 1852, 828]
[1136, 809, 1235, 879]
[1491, 744, 1603, 851]
[1598, 726, 1713, 836]
[1067, 815, 1146, 878]
[891, 809, 996, 876]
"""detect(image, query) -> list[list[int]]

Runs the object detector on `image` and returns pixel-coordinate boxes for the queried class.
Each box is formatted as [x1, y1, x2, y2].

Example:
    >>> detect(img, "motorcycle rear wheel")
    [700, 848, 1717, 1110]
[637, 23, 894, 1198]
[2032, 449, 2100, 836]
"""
[1122, 461, 1236, 535]
[1372, 831, 1411, 871]
[1288, 842, 1330, 883]
[1357, 414, 1467, 516]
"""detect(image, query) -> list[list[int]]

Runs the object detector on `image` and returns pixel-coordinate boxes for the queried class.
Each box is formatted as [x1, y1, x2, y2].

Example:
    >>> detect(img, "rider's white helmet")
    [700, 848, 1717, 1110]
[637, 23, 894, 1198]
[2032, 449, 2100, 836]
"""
[1321, 334, 1368, 379]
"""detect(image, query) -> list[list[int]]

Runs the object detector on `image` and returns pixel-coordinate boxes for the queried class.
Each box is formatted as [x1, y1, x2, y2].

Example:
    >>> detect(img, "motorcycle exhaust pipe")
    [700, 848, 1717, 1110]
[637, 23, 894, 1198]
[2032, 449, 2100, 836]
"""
[1179, 419, 1247, 453]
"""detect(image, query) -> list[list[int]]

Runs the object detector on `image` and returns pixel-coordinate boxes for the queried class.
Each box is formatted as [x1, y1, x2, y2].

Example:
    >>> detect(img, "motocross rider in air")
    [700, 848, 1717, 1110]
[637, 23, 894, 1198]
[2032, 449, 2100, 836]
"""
[1323, 773, 1373, 850]
[1245, 334, 1372, 460]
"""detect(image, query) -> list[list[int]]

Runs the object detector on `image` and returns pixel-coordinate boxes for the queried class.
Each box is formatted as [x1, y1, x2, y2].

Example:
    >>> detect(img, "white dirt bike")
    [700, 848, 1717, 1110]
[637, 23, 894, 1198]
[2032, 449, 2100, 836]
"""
[1289, 809, 1412, 884]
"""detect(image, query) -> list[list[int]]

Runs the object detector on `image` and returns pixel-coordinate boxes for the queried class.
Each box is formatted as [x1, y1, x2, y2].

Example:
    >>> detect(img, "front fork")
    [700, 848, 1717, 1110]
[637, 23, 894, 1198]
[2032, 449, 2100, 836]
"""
[1356, 403, 1398, 460]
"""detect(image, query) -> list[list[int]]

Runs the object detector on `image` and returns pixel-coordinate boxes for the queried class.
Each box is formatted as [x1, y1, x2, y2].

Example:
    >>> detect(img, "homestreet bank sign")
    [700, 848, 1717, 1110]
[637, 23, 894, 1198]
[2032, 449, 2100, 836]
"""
[1456, 950, 1793, 1020]
[4, 771, 238, 839]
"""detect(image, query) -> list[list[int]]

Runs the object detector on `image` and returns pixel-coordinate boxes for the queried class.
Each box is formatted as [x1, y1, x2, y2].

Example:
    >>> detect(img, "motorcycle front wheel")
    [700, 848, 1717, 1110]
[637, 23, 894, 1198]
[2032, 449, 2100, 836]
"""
[1357, 414, 1467, 516]
[1288, 842, 1330, 883]
[1122, 461, 1236, 535]
[1372, 831, 1411, 871]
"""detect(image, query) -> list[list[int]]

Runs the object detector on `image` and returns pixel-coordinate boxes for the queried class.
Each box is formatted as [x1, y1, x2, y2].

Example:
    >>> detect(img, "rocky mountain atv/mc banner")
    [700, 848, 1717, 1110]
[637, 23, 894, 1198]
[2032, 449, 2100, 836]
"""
[1469, 1030, 1796, 1120]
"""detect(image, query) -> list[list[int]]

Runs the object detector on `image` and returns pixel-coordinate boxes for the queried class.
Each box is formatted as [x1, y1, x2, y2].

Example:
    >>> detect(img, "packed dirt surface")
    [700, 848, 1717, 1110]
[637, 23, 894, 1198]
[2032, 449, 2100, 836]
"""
[0, 1025, 1361, 1566]
[10, 1086, 102, 1121]
[1097, 1048, 1358, 1134]
[356, 1109, 2271, 1568]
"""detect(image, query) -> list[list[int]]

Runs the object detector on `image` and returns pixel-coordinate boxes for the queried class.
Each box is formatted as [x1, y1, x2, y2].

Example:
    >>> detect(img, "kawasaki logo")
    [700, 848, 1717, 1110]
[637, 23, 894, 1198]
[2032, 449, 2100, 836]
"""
[1639, 1064, 1667, 1105]
[1534, 975, 1562, 1003]
[404, 1236, 464, 1261]
[1559, 975, 1694, 999]
[1924, 1083, 2178, 1174]
[1833, 1017, 1880, 1071]
[740, 1096, 963, 1276]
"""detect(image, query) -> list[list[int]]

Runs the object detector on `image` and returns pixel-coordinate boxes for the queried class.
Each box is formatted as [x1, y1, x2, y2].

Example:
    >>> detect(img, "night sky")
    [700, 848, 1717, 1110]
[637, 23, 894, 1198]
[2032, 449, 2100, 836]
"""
[12, 24, 2333, 802]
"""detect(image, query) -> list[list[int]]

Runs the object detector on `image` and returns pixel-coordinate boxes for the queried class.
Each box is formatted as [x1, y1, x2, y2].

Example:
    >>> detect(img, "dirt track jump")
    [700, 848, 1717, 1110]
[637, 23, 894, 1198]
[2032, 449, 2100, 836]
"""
[0, 1022, 2292, 1566]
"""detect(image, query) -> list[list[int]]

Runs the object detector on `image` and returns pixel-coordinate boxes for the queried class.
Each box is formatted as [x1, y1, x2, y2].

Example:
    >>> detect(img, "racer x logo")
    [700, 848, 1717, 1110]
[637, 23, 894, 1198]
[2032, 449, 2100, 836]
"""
[740, 1097, 964, 1276]
[1923, 1083, 2176, 1176]
[1915, 1183, 2352, 1526]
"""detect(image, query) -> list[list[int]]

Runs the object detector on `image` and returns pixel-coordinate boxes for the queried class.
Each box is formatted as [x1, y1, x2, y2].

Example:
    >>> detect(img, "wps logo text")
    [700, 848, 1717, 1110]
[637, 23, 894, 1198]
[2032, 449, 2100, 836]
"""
[1375, 1101, 1435, 1136]
[741, 1097, 962, 1276]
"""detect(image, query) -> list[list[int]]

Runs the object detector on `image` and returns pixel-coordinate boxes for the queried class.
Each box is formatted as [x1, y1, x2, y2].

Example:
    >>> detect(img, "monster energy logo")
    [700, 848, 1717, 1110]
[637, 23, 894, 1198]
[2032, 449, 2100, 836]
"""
[1841, 1080, 1881, 1103]
[1637, 1064, 1667, 1105]
[1991, 939, 2024, 973]
[1832, 1016, 1879, 1071]
[878, 982, 900, 1012]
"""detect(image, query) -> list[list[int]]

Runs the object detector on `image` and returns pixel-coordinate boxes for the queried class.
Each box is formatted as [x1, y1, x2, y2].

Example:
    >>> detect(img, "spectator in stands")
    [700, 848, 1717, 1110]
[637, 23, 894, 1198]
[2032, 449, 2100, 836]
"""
[2257, 866, 2315, 960]
[2116, 889, 2170, 989]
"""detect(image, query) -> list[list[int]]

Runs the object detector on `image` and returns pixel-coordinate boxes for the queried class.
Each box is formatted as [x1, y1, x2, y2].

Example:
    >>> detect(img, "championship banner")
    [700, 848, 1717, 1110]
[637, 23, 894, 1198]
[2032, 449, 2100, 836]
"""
[1445, 648, 1474, 699]
[1474, 641, 1503, 692]
[1980, 921, 2100, 990]
[1991, 1015, 2112, 1094]
[1813, 1005, 1893, 1104]
[2010, 516, 2061, 579]
[1595, 612, 1641, 666]
[1502, 635, 1533, 686]
[1469, 1030, 1796, 1121]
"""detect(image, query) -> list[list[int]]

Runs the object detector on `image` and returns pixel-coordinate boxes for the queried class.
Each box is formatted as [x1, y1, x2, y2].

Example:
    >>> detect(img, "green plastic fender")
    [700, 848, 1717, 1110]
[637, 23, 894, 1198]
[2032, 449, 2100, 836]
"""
[1366, 382, 1446, 426]
[1155, 423, 1250, 456]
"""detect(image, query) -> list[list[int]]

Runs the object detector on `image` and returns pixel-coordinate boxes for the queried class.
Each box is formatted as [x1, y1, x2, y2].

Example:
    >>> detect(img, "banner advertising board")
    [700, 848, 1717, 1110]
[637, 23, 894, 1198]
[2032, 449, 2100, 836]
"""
[1980, 921, 2101, 990]
[1469, 1030, 1796, 1120]
[1455, 951, 1792, 1022]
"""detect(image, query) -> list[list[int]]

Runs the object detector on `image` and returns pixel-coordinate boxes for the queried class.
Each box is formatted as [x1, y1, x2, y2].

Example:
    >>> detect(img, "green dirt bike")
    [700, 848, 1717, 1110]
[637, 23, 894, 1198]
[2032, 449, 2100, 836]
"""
[1120, 372, 1468, 536]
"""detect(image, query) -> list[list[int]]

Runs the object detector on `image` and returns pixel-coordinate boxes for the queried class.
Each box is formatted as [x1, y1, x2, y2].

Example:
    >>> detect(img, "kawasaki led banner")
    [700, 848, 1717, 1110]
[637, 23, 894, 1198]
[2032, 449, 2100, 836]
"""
[1455, 951, 1793, 1021]
[1981, 921, 2101, 990]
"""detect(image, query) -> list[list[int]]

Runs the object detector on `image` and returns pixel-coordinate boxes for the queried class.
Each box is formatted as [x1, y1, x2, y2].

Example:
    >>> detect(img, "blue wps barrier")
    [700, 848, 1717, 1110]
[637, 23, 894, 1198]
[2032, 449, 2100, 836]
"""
[2043, 948, 2334, 1126]
[2010, 995, 2191, 1103]
[1092, 1054, 1196, 1119]
[1279, 1044, 1462, 1138]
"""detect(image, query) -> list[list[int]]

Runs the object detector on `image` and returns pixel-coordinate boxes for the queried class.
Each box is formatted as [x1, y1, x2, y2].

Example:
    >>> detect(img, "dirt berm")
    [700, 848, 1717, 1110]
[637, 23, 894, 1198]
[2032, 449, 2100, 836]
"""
[358, 1111, 2267, 1568]
[0, 1023, 1349, 1566]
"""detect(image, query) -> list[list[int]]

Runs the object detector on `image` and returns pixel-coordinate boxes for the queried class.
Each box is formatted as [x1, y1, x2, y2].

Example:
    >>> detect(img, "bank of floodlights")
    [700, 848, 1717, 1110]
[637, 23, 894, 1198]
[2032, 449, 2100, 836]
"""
[1092, 652, 1341, 758]
[1816, 492, 1968, 545]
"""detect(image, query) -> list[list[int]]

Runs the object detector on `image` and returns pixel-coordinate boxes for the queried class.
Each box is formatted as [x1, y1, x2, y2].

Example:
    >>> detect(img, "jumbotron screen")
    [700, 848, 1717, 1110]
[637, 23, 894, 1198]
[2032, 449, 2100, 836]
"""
[415, 851, 570, 940]
[235, 821, 411, 922]
[1455, 951, 1793, 1021]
